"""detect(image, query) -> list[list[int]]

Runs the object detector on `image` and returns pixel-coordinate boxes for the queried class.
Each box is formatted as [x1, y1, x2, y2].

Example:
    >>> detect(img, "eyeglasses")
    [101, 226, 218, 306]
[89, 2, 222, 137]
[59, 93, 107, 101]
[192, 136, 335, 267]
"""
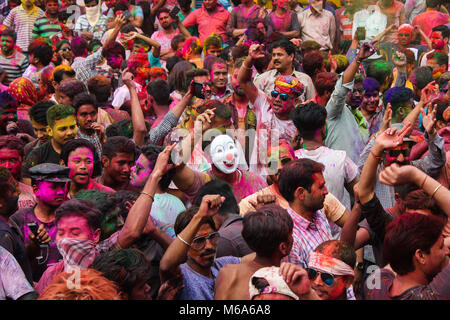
[271, 90, 289, 101]
[306, 268, 335, 286]
[386, 147, 411, 158]
[190, 232, 220, 251]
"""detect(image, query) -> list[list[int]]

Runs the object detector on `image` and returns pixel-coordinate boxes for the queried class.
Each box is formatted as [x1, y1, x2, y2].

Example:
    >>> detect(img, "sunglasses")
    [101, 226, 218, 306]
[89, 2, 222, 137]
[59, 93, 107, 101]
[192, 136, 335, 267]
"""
[271, 90, 289, 101]
[306, 268, 335, 286]
[190, 232, 220, 251]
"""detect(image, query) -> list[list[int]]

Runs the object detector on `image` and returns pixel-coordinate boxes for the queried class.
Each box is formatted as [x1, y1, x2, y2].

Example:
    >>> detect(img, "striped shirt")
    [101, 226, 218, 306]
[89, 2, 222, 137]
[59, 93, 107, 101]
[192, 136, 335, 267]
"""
[74, 14, 108, 40]
[3, 5, 45, 52]
[0, 51, 29, 85]
[32, 16, 62, 40]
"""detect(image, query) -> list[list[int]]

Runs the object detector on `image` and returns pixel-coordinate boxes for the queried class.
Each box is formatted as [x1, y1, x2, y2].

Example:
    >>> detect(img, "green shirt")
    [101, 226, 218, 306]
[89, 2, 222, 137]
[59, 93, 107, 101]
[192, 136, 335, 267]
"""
[32, 16, 61, 40]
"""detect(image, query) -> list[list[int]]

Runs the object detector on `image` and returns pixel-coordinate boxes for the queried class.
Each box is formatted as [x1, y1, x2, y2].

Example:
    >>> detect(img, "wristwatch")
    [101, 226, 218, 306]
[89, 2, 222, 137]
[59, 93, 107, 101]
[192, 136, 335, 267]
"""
[355, 262, 364, 271]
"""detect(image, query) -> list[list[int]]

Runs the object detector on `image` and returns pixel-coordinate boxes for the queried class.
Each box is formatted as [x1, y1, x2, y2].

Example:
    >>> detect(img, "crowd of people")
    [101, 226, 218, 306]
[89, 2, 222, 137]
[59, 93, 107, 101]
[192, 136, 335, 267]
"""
[0, 0, 449, 301]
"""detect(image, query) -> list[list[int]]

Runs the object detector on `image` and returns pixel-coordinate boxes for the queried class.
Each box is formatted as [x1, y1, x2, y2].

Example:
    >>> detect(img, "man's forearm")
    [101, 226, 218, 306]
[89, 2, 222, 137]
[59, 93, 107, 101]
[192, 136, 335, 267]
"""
[359, 143, 383, 204]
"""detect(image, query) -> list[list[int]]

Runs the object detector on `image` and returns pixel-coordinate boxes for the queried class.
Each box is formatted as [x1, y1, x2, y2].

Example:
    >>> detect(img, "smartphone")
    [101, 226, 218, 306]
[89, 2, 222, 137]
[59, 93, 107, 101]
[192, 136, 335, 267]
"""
[169, 6, 180, 19]
[27, 222, 39, 236]
[122, 10, 131, 20]
[356, 27, 366, 41]
[193, 82, 205, 99]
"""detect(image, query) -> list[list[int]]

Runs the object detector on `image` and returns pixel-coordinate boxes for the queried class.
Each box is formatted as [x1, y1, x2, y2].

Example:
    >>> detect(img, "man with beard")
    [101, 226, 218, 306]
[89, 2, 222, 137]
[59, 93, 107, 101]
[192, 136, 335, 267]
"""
[222, 58, 256, 164]
[0, 28, 29, 85]
[253, 39, 316, 102]
[420, 25, 449, 70]
[98, 136, 136, 191]
[412, 0, 449, 47]
[151, 8, 181, 61]
[239, 43, 305, 177]
[9, 163, 70, 282]
[160, 194, 241, 300]
[23, 104, 77, 185]
[72, 92, 105, 159]
[25, 101, 54, 157]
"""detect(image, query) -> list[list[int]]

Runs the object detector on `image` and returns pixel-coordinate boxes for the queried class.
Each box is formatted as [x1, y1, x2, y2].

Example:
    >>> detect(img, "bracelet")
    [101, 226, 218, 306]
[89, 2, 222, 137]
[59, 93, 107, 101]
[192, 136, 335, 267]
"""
[431, 184, 443, 199]
[177, 234, 190, 247]
[420, 175, 428, 189]
[355, 58, 362, 65]
[242, 62, 253, 70]
[140, 191, 154, 202]
[370, 150, 383, 162]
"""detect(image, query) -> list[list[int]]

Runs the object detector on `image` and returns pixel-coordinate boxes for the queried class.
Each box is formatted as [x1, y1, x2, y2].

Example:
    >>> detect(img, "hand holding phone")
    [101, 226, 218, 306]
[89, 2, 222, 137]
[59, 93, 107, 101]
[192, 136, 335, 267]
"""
[169, 6, 180, 19]
[356, 27, 366, 41]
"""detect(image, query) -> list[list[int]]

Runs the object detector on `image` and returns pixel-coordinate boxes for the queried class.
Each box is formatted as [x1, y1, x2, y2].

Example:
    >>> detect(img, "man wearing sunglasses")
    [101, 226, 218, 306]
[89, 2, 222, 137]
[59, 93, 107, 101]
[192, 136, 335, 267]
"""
[160, 194, 241, 300]
[238, 43, 305, 177]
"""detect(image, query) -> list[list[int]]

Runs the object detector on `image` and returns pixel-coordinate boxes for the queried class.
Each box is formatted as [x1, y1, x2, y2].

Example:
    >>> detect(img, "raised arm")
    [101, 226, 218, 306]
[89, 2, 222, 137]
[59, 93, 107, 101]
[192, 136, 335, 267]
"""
[124, 31, 161, 58]
[159, 194, 225, 282]
[122, 69, 148, 147]
[238, 44, 265, 104]
[118, 144, 176, 248]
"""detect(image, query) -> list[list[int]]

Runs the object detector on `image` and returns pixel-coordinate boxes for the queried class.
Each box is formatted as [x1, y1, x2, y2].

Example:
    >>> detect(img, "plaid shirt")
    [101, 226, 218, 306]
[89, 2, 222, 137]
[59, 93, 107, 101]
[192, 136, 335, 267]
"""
[71, 47, 104, 83]
[74, 14, 107, 40]
[226, 4, 263, 40]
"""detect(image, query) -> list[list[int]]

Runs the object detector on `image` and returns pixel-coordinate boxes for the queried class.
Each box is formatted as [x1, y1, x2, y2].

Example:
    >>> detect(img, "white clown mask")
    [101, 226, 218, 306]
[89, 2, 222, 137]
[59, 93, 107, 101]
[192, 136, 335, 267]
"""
[210, 135, 239, 174]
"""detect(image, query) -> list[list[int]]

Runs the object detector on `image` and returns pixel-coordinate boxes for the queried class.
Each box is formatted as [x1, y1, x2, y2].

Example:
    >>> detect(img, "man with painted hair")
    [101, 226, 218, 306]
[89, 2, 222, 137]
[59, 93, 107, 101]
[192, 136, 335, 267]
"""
[239, 44, 306, 177]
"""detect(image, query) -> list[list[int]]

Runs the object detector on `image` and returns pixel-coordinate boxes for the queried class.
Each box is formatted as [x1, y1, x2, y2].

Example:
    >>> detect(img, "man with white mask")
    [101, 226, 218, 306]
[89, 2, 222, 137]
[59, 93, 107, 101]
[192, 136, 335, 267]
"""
[172, 134, 268, 203]
[74, 0, 108, 41]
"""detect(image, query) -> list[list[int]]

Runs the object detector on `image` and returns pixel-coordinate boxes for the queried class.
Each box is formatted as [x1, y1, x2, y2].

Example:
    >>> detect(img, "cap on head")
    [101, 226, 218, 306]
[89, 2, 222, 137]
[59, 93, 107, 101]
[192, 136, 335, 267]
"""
[29, 163, 71, 183]
[274, 75, 304, 96]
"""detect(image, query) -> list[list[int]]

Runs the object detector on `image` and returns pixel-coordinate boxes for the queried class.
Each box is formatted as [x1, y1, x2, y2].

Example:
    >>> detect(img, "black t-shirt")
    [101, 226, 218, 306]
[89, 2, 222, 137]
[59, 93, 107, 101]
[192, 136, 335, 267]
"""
[23, 141, 60, 178]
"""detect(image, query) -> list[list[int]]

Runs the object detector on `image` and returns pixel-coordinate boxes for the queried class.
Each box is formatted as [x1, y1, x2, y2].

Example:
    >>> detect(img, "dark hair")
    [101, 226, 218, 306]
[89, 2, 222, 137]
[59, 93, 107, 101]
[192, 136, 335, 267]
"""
[315, 240, 356, 269]
[60, 138, 102, 177]
[52, 67, 76, 85]
[71, 36, 89, 57]
[194, 180, 239, 216]
[168, 60, 193, 93]
[436, 101, 450, 123]
[170, 34, 186, 51]
[87, 75, 112, 103]
[410, 67, 434, 90]
[72, 92, 98, 113]
[185, 68, 209, 89]
[278, 158, 325, 202]
[55, 198, 103, 232]
[102, 136, 136, 160]
[29, 40, 53, 66]
[315, 72, 338, 96]
[269, 39, 295, 56]
[165, 55, 184, 74]
[114, 190, 140, 220]
[253, 51, 272, 74]
[0, 28, 16, 43]
[120, 23, 137, 34]
[102, 41, 126, 59]
[146, 79, 170, 106]
[384, 213, 445, 275]
[291, 101, 327, 140]
[92, 249, 151, 296]
[231, 45, 249, 61]
[57, 80, 88, 102]
[174, 206, 216, 235]
[139, 144, 175, 191]
[242, 204, 293, 258]
[302, 51, 324, 79]
[383, 87, 414, 114]
[29, 101, 55, 125]
[426, 0, 441, 8]
[46, 104, 76, 128]
[205, 56, 227, 73]
[156, 7, 170, 18]
[431, 25, 449, 39]
[113, 2, 128, 13]
[88, 39, 102, 53]
[426, 51, 449, 67]
[0, 135, 24, 158]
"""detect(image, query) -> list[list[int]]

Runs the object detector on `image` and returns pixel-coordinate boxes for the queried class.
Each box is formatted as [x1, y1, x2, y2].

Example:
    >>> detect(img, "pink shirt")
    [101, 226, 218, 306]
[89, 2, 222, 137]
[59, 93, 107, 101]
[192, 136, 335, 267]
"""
[182, 4, 230, 42]
[412, 10, 450, 45]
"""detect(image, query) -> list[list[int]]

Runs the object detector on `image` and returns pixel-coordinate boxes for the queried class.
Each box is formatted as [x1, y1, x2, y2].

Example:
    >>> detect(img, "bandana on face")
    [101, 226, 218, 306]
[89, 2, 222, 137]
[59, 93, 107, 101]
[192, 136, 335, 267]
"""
[308, 252, 355, 277]
[57, 237, 100, 270]
[309, 0, 323, 12]
[85, 0, 101, 28]
[210, 135, 239, 174]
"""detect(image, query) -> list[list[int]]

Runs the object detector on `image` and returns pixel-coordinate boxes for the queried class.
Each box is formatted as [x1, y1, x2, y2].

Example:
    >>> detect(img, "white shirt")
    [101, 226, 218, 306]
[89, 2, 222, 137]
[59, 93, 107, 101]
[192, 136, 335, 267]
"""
[420, 45, 450, 71]
[352, 5, 387, 42]
[112, 81, 142, 109]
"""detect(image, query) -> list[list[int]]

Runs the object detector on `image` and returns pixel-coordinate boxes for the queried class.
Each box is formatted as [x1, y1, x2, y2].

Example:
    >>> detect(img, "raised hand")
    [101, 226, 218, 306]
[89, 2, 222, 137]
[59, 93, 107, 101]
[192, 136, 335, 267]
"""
[421, 103, 437, 139]
[380, 103, 392, 133]
[194, 108, 216, 133]
[248, 194, 277, 210]
[197, 194, 225, 220]
[152, 143, 177, 178]
[392, 50, 407, 70]
[379, 164, 420, 186]
[358, 41, 377, 60]
[374, 123, 411, 151]
[248, 44, 266, 60]
[279, 262, 314, 299]
[122, 68, 135, 88]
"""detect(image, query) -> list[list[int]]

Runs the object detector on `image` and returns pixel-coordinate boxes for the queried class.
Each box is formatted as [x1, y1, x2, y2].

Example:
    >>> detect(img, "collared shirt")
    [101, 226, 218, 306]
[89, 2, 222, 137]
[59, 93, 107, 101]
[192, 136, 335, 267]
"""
[211, 84, 233, 101]
[3, 5, 45, 52]
[352, 5, 387, 43]
[0, 246, 34, 300]
[74, 14, 108, 40]
[420, 45, 450, 71]
[226, 4, 263, 40]
[283, 206, 332, 268]
[298, 8, 336, 51]
[183, 3, 230, 42]
[76, 130, 103, 159]
[253, 68, 316, 103]
[265, 10, 301, 38]
[71, 47, 104, 83]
